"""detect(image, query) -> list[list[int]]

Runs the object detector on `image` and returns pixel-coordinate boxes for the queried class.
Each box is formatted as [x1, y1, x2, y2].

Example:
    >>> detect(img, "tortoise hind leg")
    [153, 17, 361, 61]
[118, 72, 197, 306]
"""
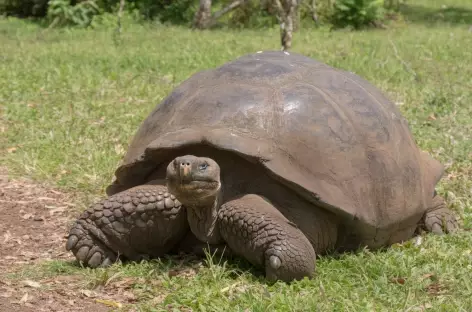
[421, 192, 458, 235]
[65, 182, 189, 268]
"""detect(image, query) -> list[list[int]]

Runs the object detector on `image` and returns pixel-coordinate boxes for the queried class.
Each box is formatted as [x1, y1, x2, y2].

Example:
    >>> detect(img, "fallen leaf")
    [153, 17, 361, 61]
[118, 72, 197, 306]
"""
[45, 206, 66, 215]
[104, 272, 123, 287]
[114, 144, 125, 155]
[44, 205, 65, 209]
[0, 292, 13, 298]
[21, 280, 41, 288]
[414, 303, 433, 311]
[3, 230, 12, 243]
[221, 282, 241, 293]
[414, 236, 423, 246]
[234, 285, 250, 294]
[262, 287, 271, 298]
[37, 197, 56, 201]
[95, 299, 123, 308]
[19, 292, 29, 304]
[80, 289, 94, 297]
[390, 277, 406, 285]
[110, 277, 136, 289]
[150, 294, 167, 305]
[425, 281, 448, 296]
[421, 273, 436, 280]
[122, 290, 136, 302]
[22, 213, 33, 220]
[150, 279, 163, 287]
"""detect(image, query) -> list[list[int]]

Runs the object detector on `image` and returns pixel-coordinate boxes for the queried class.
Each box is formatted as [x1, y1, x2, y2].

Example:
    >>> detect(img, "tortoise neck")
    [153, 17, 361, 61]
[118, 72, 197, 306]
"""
[186, 186, 224, 244]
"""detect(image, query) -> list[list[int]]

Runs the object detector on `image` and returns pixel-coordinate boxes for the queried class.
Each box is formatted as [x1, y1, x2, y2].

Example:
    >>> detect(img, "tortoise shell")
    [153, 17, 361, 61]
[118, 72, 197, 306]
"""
[106, 51, 443, 242]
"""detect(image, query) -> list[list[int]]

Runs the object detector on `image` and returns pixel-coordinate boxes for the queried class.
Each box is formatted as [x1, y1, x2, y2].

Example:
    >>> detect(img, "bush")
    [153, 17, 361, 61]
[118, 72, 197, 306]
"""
[0, 0, 198, 23]
[116, 0, 196, 24]
[156, 0, 196, 24]
[47, 0, 101, 27]
[222, 0, 278, 29]
[0, 0, 49, 17]
[1, 0, 397, 31]
[329, 0, 386, 29]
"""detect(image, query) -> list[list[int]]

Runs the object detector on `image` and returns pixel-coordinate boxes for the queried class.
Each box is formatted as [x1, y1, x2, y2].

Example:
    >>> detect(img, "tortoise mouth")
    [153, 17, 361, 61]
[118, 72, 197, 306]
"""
[166, 170, 220, 195]
[173, 171, 219, 186]
[167, 178, 221, 206]
[176, 179, 220, 190]
[179, 178, 216, 184]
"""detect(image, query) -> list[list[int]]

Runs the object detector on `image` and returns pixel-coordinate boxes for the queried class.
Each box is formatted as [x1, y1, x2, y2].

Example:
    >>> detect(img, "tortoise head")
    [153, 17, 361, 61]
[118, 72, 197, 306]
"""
[166, 155, 221, 206]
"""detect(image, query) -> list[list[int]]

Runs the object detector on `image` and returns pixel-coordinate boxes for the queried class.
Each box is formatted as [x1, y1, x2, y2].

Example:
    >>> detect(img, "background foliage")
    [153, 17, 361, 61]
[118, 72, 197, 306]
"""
[0, 0, 405, 29]
[329, 0, 386, 29]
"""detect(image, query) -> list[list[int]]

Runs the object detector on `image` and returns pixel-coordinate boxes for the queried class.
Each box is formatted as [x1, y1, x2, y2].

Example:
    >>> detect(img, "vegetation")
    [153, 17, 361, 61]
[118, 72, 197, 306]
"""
[0, 0, 459, 49]
[329, 0, 386, 29]
[0, 0, 405, 30]
[1, 0, 471, 310]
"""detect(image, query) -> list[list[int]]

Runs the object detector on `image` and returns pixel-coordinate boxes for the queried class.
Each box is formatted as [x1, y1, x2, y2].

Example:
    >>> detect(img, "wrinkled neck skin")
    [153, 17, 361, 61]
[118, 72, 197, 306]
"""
[184, 185, 224, 245]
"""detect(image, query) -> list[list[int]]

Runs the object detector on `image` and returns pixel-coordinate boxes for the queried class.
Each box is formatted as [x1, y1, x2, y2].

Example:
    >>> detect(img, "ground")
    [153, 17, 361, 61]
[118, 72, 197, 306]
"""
[1, 0, 472, 310]
[0, 167, 211, 312]
[0, 167, 110, 311]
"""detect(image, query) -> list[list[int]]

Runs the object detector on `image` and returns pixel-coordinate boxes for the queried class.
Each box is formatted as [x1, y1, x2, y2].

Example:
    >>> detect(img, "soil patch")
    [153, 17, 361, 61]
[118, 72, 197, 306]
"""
[0, 167, 111, 311]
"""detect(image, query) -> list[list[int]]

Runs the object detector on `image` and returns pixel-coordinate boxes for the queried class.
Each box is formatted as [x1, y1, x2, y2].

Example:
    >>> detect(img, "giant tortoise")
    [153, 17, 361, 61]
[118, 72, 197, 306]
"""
[65, 51, 458, 282]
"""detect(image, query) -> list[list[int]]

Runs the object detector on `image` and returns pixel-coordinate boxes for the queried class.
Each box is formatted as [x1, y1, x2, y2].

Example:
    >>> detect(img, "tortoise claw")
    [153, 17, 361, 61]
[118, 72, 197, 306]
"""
[66, 235, 79, 251]
[66, 220, 117, 268]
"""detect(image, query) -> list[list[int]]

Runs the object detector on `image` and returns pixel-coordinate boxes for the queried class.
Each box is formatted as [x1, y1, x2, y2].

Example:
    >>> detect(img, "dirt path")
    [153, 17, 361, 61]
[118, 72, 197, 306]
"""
[0, 168, 111, 312]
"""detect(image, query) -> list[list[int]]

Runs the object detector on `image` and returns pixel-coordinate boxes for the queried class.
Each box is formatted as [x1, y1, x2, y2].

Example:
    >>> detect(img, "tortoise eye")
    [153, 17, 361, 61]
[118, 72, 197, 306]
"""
[199, 163, 208, 171]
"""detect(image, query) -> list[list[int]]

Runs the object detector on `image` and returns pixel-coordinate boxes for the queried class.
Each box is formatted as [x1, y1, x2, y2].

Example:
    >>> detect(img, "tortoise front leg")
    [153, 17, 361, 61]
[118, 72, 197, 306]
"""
[217, 194, 316, 283]
[65, 182, 189, 268]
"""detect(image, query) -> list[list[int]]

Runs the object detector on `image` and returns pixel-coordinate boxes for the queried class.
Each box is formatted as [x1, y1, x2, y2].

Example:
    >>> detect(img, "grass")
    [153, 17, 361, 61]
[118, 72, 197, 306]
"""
[1, 0, 472, 310]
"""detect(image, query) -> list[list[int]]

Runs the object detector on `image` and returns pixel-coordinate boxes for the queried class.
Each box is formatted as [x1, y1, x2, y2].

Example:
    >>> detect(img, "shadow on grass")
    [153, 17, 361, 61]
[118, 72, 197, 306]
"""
[52, 251, 267, 286]
[400, 4, 472, 26]
[50, 248, 377, 287]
